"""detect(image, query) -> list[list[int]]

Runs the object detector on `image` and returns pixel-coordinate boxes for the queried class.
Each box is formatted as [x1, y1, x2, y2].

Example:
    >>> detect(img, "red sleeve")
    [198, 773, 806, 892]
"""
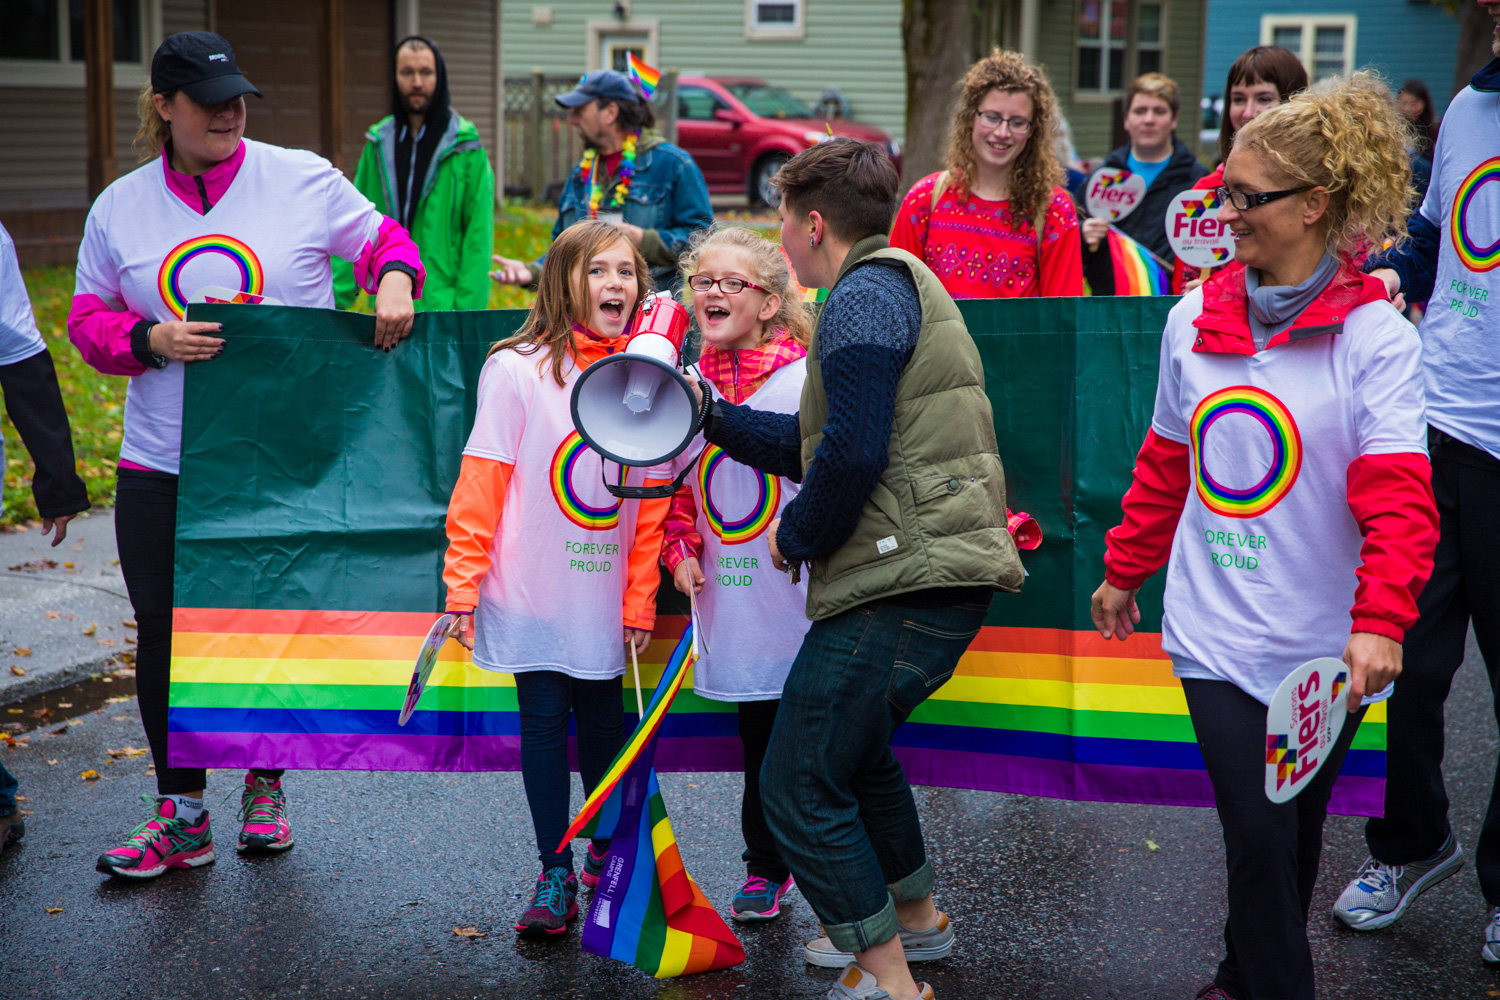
[1103, 429, 1192, 590]
[661, 483, 703, 573]
[352, 216, 427, 299]
[1039, 189, 1085, 297]
[66, 294, 148, 376]
[1345, 452, 1439, 642]
[889, 175, 936, 258]
[442, 455, 514, 612]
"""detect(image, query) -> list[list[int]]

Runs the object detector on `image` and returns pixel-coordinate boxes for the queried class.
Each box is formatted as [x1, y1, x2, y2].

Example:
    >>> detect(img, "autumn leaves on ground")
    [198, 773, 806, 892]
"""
[0, 203, 558, 525]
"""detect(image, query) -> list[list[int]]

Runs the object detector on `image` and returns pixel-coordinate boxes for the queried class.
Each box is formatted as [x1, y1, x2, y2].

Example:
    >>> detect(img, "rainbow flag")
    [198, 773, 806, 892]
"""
[167, 303, 1384, 819]
[626, 53, 660, 99]
[1106, 227, 1170, 296]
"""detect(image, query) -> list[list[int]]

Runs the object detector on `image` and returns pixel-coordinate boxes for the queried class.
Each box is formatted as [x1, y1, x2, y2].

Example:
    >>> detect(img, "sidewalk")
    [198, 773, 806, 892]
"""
[0, 508, 132, 703]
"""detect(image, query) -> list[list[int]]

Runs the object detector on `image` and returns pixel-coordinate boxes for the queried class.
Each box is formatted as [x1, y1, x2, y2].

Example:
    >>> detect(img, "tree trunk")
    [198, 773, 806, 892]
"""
[1453, 2, 1493, 102]
[901, 0, 978, 197]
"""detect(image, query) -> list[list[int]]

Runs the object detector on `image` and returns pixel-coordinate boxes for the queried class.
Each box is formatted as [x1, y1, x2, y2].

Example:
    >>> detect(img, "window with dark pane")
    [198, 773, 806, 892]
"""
[756, 3, 797, 25]
[1, 0, 60, 61]
[68, 0, 142, 63]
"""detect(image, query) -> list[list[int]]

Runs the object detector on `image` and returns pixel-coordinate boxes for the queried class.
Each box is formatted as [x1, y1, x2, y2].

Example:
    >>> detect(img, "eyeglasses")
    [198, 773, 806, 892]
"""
[975, 111, 1032, 135]
[1213, 185, 1312, 212]
[686, 274, 769, 295]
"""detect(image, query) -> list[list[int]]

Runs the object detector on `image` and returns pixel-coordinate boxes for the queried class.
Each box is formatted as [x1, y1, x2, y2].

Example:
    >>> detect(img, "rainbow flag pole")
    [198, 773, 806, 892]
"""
[626, 52, 660, 99]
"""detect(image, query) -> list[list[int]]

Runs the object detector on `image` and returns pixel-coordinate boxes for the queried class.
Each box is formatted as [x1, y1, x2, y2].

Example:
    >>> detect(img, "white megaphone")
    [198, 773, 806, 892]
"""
[570, 292, 708, 499]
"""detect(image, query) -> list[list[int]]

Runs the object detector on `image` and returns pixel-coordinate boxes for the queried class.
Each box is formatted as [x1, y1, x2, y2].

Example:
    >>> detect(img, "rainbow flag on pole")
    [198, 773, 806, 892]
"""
[1107, 226, 1171, 296]
[626, 53, 660, 99]
[576, 626, 745, 977]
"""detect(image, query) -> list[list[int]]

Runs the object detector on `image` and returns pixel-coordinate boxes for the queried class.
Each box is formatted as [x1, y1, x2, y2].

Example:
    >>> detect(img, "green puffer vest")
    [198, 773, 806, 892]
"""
[798, 237, 1024, 619]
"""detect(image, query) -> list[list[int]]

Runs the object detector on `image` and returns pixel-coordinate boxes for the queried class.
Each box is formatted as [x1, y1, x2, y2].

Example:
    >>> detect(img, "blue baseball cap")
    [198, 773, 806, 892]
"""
[555, 69, 640, 108]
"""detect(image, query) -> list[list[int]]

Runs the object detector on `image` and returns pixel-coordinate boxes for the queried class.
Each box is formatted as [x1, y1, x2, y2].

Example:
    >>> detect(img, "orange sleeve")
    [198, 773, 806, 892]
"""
[622, 478, 673, 631]
[442, 455, 514, 613]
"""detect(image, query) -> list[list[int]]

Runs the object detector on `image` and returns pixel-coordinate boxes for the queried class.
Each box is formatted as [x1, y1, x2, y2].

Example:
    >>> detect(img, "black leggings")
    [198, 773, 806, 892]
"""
[1183, 677, 1364, 1000]
[115, 468, 281, 797]
[737, 699, 789, 882]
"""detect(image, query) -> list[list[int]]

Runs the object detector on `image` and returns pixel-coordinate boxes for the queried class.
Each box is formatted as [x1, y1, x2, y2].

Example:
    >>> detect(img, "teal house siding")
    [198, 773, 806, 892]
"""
[1203, 0, 1461, 115]
[502, 1, 908, 143]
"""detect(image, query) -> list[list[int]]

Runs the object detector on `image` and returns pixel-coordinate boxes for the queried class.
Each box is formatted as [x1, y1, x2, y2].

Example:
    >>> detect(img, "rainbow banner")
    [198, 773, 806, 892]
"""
[1107, 227, 1170, 296]
[626, 53, 660, 99]
[168, 302, 1384, 817]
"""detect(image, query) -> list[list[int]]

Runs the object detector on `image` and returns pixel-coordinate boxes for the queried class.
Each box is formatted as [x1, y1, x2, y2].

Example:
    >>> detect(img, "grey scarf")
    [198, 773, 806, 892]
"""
[1244, 253, 1341, 350]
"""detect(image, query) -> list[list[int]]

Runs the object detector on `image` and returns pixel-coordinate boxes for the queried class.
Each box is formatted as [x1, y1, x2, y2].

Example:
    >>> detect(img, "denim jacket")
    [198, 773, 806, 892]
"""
[540, 129, 714, 289]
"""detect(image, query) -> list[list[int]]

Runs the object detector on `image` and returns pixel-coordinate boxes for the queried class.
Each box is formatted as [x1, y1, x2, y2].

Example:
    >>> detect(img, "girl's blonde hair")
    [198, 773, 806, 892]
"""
[678, 226, 811, 347]
[945, 49, 1063, 234]
[1232, 72, 1415, 262]
[134, 83, 172, 162]
[488, 220, 652, 385]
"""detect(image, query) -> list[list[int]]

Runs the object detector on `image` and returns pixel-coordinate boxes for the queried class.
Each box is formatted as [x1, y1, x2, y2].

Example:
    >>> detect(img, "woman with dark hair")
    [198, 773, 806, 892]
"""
[1173, 45, 1308, 293]
[69, 31, 423, 880]
[1399, 79, 1442, 159]
[890, 49, 1083, 298]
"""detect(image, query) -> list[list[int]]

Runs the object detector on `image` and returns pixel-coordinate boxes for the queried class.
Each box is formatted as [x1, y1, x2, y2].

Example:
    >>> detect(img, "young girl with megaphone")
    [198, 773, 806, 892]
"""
[661, 226, 812, 921]
[441, 220, 673, 938]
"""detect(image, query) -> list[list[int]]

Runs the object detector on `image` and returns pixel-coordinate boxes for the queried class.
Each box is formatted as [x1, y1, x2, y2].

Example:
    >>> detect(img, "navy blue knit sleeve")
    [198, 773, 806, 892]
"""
[704, 402, 804, 481]
[774, 261, 921, 564]
[1364, 211, 1438, 305]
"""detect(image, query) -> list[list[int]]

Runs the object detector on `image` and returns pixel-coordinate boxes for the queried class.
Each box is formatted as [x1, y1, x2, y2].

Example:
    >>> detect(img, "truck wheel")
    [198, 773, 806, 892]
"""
[750, 154, 790, 209]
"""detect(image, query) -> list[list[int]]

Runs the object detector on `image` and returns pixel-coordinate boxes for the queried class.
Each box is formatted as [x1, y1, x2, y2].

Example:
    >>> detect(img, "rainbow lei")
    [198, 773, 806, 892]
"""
[580, 132, 638, 218]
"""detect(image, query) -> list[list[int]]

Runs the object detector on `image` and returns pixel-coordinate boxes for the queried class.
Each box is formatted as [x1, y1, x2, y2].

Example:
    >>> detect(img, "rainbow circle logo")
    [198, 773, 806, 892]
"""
[157, 235, 265, 319]
[1451, 156, 1500, 273]
[698, 444, 780, 544]
[1189, 386, 1302, 519]
[550, 431, 620, 531]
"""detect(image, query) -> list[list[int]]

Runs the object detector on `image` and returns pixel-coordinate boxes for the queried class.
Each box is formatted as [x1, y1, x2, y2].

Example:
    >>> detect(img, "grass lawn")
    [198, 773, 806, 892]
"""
[1, 201, 556, 526]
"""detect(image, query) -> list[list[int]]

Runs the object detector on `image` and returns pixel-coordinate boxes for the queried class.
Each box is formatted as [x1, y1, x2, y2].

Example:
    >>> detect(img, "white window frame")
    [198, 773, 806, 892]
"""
[0, 0, 161, 88]
[1259, 14, 1358, 81]
[745, 0, 805, 42]
[585, 18, 659, 73]
[1075, 0, 1129, 99]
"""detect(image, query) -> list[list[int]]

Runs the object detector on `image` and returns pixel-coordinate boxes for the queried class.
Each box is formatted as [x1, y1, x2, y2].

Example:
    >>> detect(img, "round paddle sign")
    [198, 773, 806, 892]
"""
[1165, 188, 1235, 269]
[1264, 657, 1349, 803]
[1084, 167, 1149, 222]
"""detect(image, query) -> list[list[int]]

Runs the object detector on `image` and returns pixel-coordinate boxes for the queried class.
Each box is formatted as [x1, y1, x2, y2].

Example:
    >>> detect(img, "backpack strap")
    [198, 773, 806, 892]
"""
[929, 170, 950, 212]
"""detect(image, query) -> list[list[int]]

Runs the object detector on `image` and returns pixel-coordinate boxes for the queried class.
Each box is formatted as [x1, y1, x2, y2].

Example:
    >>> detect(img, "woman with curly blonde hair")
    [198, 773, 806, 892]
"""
[890, 49, 1082, 298]
[1092, 72, 1436, 1000]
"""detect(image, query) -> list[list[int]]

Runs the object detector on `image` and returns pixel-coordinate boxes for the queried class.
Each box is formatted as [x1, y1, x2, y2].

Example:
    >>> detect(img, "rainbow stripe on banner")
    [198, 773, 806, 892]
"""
[166, 612, 1385, 815]
[626, 53, 660, 99]
[1106, 227, 1170, 296]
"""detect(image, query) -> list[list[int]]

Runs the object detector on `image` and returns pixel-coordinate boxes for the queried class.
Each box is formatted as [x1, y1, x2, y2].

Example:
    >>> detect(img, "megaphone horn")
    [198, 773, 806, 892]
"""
[570, 292, 710, 499]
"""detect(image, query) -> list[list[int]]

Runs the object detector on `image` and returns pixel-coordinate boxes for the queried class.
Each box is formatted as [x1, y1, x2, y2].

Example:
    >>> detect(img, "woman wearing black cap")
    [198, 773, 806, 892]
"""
[67, 31, 426, 880]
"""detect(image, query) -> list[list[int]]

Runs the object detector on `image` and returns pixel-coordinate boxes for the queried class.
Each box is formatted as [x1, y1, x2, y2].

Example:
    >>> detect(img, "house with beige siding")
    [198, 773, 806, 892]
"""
[0, 0, 502, 266]
[502, 0, 1206, 178]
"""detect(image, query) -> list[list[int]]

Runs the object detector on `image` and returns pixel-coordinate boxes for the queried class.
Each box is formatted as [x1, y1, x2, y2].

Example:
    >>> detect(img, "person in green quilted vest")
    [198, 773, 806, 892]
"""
[692, 138, 1023, 1000]
[333, 36, 494, 312]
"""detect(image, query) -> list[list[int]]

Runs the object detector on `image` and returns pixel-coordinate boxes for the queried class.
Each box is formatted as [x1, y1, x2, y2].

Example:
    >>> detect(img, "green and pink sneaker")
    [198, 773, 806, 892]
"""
[237, 773, 294, 854]
[95, 796, 215, 879]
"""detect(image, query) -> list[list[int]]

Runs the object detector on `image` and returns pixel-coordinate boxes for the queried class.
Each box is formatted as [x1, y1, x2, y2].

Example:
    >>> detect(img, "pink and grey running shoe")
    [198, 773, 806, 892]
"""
[515, 866, 579, 937]
[581, 842, 609, 888]
[95, 795, 215, 879]
[237, 773, 294, 854]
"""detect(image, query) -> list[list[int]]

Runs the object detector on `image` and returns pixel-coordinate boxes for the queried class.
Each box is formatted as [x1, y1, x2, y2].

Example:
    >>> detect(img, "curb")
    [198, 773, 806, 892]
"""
[0, 652, 126, 705]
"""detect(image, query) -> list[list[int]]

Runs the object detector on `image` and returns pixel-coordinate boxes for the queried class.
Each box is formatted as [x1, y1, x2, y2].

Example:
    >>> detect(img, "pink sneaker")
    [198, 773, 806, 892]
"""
[580, 842, 609, 888]
[237, 773, 294, 854]
[96, 796, 215, 879]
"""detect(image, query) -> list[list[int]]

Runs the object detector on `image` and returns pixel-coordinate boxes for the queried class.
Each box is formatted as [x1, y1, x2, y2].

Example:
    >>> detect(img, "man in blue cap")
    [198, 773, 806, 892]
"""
[491, 69, 712, 291]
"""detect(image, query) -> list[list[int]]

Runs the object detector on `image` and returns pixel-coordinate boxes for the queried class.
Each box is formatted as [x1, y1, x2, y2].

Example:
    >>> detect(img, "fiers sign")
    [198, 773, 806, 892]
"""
[1166, 188, 1235, 269]
[1085, 168, 1149, 222]
[1264, 657, 1351, 803]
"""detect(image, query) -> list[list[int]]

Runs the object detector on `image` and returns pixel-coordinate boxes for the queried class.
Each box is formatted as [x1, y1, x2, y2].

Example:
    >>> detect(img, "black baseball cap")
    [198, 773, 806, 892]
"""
[151, 32, 263, 106]
[555, 69, 639, 108]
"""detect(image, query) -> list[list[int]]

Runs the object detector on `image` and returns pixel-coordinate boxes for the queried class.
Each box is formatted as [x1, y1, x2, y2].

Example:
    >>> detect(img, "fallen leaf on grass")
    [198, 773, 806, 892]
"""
[1146, 839, 1160, 852]
[13, 647, 31, 656]
[9, 665, 25, 676]
[82, 622, 96, 636]
[452, 926, 486, 938]
[45, 907, 63, 915]
[80, 770, 99, 781]
[106, 746, 148, 757]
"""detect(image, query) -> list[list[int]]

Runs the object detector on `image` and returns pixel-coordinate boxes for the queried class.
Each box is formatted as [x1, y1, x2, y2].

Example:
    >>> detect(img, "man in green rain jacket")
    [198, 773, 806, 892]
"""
[334, 35, 494, 312]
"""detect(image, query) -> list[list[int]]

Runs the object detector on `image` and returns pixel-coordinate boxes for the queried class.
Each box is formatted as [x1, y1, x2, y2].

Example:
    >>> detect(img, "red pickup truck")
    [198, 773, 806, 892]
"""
[672, 75, 902, 207]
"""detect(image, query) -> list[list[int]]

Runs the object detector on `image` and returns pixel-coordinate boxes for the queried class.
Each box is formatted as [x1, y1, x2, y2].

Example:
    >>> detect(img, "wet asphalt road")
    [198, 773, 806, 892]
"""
[3, 632, 1499, 1000]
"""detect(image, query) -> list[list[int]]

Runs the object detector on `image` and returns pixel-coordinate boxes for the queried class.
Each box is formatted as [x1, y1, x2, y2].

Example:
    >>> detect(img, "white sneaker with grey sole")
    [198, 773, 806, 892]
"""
[825, 963, 934, 1000]
[805, 912, 954, 968]
[1332, 835, 1464, 931]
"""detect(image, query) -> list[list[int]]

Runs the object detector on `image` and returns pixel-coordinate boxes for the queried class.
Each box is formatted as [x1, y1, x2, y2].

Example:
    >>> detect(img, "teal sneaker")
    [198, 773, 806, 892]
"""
[730, 874, 794, 922]
[514, 866, 578, 937]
